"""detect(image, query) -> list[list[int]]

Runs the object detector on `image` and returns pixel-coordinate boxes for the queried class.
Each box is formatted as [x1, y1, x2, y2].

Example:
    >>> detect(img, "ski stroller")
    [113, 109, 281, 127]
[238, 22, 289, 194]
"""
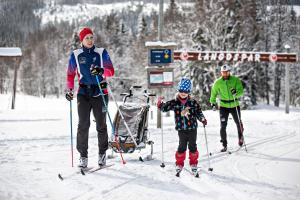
[109, 86, 155, 159]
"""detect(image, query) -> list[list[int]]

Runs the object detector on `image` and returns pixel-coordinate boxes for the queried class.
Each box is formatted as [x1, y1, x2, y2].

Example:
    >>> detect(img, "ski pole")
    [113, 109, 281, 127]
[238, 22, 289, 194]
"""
[232, 94, 248, 152]
[95, 75, 126, 164]
[203, 125, 213, 171]
[95, 76, 114, 129]
[69, 100, 74, 167]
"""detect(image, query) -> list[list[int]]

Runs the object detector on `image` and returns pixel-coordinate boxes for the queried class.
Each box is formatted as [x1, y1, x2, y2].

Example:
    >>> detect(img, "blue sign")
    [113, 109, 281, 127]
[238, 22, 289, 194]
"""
[150, 49, 172, 65]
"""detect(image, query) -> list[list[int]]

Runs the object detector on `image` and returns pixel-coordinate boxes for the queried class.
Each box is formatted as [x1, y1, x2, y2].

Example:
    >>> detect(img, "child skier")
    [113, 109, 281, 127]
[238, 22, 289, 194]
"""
[157, 78, 207, 176]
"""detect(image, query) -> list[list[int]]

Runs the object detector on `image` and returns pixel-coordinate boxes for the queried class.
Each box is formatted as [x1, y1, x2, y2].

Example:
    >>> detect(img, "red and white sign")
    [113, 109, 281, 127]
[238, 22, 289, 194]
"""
[173, 51, 297, 63]
[269, 54, 278, 62]
[180, 51, 189, 61]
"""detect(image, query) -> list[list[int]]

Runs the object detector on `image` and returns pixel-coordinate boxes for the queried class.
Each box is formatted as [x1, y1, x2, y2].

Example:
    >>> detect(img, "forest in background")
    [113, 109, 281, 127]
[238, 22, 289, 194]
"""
[0, 0, 299, 109]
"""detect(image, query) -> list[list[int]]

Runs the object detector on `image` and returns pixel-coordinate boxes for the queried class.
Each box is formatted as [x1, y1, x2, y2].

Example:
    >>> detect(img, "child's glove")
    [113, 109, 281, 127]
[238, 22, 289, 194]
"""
[157, 96, 164, 109]
[201, 118, 207, 126]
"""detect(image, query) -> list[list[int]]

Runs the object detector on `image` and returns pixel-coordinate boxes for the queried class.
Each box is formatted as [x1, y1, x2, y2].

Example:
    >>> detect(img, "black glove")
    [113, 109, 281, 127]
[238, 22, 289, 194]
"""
[211, 103, 217, 111]
[99, 81, 107, 89]
[90, 65, 104, 76]
[65, 89, 73, 101]
[231, 88, 237, 96]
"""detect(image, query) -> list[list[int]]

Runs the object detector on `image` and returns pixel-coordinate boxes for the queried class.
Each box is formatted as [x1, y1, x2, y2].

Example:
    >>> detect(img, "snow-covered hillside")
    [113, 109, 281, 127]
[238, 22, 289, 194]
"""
[0, 93, 300, 200]
[35, 2, 300, 26]
[35, 1, 193, 25]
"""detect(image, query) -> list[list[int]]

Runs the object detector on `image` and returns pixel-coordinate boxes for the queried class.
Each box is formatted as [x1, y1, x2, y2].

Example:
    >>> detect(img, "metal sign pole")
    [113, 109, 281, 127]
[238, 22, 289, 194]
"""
[158, 0, 163, 41]
[157, 88, 162, 128]
[157, 0, 163, 128]
[284, 45, 291, 114]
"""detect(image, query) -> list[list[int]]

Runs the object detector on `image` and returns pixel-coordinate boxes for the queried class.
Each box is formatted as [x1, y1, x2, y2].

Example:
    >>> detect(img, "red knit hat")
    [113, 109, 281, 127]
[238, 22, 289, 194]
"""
[79, 27, 93, 42]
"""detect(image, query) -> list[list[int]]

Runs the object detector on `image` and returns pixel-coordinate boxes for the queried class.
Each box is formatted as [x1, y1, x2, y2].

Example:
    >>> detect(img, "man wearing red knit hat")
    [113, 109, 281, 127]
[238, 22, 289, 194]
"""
[66, 27, 115, 168]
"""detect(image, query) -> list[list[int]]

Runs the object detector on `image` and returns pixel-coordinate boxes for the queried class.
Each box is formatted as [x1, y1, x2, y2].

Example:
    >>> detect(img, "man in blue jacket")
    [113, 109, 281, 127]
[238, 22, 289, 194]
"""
[65, 27, 114, 168]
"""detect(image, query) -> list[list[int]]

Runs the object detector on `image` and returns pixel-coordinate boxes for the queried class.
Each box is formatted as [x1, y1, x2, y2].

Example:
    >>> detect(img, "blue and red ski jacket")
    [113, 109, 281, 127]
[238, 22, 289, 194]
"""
[67, 45, 114, 96]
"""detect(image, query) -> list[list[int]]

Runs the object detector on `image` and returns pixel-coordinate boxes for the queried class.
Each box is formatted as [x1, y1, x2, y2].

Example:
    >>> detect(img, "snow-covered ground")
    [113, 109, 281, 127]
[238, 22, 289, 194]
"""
[0, 93, 300, 200]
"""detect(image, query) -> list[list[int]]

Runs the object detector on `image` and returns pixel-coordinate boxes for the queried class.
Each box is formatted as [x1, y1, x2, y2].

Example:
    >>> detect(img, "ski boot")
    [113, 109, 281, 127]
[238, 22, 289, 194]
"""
[78, 157, 88, 168]
[238, 136, 244, 147]
[220, 146, 227, 152]
[98, 153, 106, 166]
[175, 165, 183, 177]
[191, 165, 199, 178]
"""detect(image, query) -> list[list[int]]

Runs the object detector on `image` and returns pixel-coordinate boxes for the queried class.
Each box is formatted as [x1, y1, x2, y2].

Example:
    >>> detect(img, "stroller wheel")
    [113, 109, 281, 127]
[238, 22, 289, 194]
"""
[145, 155, 153, 161]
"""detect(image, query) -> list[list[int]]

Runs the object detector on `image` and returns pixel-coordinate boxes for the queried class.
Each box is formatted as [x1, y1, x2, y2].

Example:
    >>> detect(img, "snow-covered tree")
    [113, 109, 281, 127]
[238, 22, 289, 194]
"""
[286, 7, 300, 106]
[190, 0, 258, 109]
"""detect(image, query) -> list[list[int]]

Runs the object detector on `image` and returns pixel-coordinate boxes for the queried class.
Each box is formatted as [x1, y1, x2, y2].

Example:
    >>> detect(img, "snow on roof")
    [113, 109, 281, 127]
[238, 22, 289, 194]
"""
[145, 41, 177, 47]
[0, 48, 22, 57]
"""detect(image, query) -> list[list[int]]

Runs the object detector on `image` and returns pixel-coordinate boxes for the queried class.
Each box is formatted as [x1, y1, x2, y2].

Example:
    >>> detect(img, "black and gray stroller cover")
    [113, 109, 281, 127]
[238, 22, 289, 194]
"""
[109, 86, 154, 154]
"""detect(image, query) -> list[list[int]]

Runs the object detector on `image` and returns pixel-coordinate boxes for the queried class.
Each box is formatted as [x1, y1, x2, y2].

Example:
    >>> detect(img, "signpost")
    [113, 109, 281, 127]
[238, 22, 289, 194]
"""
[145, 41, 177, 128]
[0, 47, 22, 109]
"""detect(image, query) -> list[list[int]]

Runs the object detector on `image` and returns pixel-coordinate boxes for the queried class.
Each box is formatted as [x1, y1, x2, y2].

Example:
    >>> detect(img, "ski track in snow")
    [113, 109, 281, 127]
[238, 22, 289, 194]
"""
[0, 94, 300, 200]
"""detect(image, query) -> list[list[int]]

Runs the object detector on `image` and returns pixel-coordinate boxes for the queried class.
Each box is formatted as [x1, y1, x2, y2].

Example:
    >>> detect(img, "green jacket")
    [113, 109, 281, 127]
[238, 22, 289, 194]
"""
[210, 75, 244, 108]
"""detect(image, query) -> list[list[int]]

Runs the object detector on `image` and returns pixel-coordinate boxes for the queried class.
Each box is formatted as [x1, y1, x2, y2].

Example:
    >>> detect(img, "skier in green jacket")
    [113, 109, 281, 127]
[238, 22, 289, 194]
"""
[210, 64, 244, 152]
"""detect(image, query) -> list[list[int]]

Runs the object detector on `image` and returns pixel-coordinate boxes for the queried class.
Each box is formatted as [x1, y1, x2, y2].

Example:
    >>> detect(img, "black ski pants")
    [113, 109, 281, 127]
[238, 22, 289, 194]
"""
[219, 106, 243, 147]
[76, 94, 108, 157]
[177, 129, 197, 153]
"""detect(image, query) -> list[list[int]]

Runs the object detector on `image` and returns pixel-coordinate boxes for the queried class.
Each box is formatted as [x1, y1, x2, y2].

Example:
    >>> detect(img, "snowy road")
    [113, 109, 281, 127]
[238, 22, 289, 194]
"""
[0, 94, 300, 200]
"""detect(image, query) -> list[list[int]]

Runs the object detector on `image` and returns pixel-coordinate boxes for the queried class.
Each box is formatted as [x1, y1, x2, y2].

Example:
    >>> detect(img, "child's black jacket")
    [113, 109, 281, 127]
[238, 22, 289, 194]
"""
[159, 96, 205, 130]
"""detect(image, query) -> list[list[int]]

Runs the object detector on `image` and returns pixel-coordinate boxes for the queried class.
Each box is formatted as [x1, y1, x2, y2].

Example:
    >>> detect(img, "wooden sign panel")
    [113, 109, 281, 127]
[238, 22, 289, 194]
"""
[174, 51, 297, 63]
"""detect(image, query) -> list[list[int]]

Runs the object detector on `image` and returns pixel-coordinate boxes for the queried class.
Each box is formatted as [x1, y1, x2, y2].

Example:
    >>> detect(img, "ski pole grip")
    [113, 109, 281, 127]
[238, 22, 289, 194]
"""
[132, 85, 142, 89]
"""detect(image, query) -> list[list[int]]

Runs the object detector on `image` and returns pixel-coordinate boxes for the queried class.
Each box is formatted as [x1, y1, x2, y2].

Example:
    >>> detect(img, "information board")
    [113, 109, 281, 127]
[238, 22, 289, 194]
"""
[149, 49, 172, 66]
[147, 67, 174, 88]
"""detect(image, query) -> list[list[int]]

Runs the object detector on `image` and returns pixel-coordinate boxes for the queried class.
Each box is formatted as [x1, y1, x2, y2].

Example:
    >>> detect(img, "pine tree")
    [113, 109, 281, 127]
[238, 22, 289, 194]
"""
[0, 0, 42, 94]
[256, 0, 272, 104]
[71, 32, 81, 50]
[266, 0, 291, 107]
[286, 7, 300, 106]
